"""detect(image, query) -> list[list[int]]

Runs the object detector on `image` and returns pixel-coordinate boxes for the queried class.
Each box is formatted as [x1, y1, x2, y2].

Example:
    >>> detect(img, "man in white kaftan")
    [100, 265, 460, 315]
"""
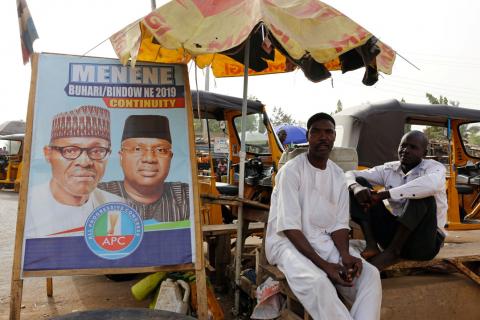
[265, 113, 381, 320]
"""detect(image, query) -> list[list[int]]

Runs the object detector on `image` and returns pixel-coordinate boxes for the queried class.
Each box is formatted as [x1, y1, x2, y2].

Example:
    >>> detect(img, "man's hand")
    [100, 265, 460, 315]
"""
[341, 254, 363, 280]
[370, 190, 390, 206]
[351, 184, 372, 210]
[323, 262, 354, 287]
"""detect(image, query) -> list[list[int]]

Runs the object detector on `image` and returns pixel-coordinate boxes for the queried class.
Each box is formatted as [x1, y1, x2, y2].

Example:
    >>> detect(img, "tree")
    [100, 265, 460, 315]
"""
[330, 99, 343, 115]
[423, 93, 461, 142]
[269, 106, 296, 127]
[425, 93, 459, 107]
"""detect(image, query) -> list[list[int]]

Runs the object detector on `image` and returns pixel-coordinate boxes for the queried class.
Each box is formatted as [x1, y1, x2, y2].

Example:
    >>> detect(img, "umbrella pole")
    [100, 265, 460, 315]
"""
[233, 39, 250, 317]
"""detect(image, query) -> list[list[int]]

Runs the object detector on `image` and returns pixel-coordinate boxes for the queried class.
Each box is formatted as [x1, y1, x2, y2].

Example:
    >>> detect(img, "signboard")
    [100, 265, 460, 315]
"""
[213, 137, 229, 154]
[18, 53, 197, 272]
[10, 53, 208, 319]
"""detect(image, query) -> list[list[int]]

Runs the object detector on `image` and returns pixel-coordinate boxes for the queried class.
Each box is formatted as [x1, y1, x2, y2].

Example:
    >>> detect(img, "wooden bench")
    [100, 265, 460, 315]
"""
[386, 241, 480, 284]
[258, 236, 480, 319]
[202, 222, 264, 236]
[200, 194, 268, 292]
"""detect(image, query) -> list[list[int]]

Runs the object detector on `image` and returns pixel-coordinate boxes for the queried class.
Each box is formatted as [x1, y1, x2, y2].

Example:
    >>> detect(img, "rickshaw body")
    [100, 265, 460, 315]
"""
[191, 91, 283, 224]
[334, 99, 480, 230]
[0, 133, 24, 192]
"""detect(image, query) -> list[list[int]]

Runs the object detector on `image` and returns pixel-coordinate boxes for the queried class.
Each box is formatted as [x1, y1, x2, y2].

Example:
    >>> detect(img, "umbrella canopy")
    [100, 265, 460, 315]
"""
[110, 0, 396, 85]
[275, 124, 307, 145]
[0, 121, 26, 136]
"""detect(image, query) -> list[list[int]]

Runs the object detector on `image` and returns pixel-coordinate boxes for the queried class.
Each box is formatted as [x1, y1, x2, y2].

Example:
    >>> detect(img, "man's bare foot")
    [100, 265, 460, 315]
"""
[369, 251, 400, 271]
[360, 247, 381, 260]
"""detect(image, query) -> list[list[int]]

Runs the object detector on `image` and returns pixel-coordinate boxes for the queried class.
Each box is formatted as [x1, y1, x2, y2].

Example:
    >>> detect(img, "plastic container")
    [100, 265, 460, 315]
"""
[154, 279, 190, 315]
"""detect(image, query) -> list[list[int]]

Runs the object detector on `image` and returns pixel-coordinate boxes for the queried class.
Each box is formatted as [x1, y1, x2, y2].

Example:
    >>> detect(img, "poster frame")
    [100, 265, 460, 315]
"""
[9, 53, 208, 319]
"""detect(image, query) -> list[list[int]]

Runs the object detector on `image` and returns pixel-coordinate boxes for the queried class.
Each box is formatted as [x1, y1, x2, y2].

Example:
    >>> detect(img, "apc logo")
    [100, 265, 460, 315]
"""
[84, 202, 143, 260]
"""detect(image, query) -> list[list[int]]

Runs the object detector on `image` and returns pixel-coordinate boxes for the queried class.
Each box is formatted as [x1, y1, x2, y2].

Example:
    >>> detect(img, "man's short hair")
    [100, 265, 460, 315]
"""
[121, 115, 171, 144]
[50, 105, 110, 143]
[306, 112, 336, 130]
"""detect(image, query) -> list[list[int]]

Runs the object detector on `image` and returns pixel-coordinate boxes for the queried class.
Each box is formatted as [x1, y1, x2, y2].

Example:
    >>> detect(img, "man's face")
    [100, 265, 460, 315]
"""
[278, 131, 287, 142]
[120, 137, 172, 190]
[398, 133, 425, 168]
[307, 119, 336, 160]
[44, 137, 110, 197]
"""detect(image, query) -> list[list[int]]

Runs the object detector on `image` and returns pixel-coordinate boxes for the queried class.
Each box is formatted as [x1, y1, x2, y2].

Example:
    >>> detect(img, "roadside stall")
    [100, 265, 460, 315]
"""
[10, 1, 401, 319]
[108, 0, 396, 315]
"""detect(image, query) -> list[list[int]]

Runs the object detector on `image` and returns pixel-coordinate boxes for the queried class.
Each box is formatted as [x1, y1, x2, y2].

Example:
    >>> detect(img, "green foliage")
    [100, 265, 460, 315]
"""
[234, 113, 262, 133]
[423, 126, 446, 142]
[194, 119, 225, 135]
[468, 132, 480, 146]
[330, 99, 343, 115]
[425, 93, 459, 107]
[269, 106, 296, 127]
[423, 93, 461, 142]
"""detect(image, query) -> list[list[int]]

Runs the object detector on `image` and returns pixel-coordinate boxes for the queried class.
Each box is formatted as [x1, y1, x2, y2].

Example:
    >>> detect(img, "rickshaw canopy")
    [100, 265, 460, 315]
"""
[191, 90, 264, 120]
[334, 99, 480, 168]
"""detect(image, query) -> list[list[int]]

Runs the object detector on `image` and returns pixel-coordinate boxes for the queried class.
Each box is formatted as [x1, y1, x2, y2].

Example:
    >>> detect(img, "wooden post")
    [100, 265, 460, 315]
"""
[184, 70, 208, 320]
[9, 279, 23, 320]
[9, 53, 38, 320]
[46, 278, 53, 297]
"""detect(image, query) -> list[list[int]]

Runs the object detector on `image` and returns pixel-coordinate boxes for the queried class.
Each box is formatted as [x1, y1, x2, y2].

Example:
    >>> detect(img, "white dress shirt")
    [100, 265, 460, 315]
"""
[345, 159, 447, 230]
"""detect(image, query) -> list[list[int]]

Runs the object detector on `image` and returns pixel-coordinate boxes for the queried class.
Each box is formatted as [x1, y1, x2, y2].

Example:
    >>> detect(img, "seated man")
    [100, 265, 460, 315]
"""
[266, 113, 381, 320]
[346, 130, 447, 271]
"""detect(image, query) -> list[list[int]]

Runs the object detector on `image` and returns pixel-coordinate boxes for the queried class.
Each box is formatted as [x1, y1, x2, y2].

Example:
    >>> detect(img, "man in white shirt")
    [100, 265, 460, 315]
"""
[346, 130, 446, 271]
[26, 105, 123, 238]
[266, 113, 381, 320]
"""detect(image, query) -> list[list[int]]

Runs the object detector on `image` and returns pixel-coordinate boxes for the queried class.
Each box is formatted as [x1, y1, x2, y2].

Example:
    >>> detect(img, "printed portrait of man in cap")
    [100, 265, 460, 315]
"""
[25, 105, 124, 238]
[99, 115, 190, 222]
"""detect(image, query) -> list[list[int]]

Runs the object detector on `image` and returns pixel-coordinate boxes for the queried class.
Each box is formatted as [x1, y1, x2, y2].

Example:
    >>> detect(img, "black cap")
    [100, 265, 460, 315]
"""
[307, 112, 335, 130]
[121, 115, 171, 143]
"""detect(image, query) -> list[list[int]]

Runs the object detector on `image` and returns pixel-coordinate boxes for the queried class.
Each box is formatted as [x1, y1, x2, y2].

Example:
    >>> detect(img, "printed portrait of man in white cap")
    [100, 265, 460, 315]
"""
[26, 105, 123, 238]
[99, 115, 190, 222]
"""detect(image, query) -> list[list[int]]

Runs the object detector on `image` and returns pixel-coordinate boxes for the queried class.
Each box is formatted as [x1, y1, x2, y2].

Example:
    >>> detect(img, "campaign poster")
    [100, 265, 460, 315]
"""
[22, 53, 195, 272]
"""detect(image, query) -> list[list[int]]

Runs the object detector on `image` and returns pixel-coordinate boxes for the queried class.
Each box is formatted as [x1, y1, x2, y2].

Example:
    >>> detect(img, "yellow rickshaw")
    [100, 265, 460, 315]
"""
[334, 99, 480, 230]
[0, 133, 24, 192]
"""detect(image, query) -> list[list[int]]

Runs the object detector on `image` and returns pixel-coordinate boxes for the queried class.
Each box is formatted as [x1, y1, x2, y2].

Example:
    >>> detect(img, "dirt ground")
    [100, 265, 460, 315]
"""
[0, 192, 240, 320]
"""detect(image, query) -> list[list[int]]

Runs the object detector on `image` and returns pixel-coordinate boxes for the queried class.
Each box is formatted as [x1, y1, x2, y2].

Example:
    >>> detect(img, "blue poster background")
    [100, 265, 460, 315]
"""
[22, 53, 195, 272]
